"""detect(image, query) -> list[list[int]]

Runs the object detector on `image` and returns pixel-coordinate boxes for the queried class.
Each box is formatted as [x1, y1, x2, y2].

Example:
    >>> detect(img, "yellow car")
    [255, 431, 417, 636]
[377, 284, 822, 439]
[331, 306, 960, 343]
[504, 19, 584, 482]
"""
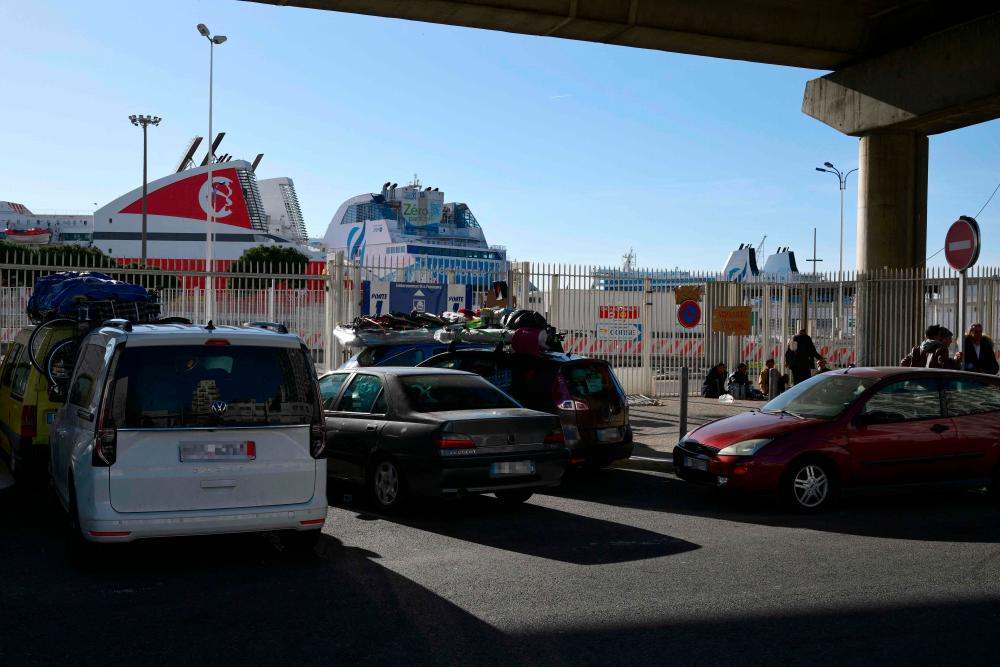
[0, 323, 75, 480]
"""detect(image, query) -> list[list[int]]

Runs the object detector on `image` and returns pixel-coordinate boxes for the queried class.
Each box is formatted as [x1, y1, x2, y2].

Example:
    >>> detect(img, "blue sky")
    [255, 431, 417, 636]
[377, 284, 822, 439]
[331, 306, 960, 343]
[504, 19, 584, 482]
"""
[2, 0, 999, 270]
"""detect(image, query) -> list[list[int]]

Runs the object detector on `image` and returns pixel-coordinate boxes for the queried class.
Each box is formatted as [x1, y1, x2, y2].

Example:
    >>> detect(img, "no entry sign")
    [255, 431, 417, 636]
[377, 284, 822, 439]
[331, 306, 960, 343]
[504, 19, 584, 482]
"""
[677, 299, 701, 328]
[945, 216, 981, 271]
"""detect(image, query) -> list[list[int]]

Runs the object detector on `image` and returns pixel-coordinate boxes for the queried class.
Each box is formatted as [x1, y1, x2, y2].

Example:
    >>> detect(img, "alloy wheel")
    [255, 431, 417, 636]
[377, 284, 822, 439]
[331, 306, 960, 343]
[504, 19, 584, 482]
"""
[373, 461, 400, 508]
[792, 464, 829, 508]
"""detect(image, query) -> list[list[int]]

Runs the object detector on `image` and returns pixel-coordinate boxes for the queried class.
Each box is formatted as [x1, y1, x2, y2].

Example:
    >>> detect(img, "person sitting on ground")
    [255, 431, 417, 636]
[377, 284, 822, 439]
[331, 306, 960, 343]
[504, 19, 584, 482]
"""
[727, 362, 753, 399]
[901, 324, 941, 367]
[963, 323, 1000, 375]
[757, 359, 788, 397]
[758, 359, 775, 395]
[701, 362, 727, 398]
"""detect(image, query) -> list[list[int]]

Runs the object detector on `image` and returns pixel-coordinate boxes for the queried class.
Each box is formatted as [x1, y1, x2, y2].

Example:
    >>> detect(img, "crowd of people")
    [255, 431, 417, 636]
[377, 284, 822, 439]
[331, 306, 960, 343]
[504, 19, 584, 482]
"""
[700, 323, 999, 401]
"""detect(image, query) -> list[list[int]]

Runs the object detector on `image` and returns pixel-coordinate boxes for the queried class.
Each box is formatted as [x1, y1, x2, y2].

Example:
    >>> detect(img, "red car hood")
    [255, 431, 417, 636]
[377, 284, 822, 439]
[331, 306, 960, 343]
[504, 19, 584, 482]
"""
[687, 410, 821, 449]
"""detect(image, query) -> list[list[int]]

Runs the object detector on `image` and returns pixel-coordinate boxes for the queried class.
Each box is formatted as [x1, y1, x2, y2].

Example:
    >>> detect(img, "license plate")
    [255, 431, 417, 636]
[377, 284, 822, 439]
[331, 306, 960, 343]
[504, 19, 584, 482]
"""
[683, 457, 709, 472]
[596, 427, 621, 442]
[490, 461, 535, 477]
[180, 441, 255, 462]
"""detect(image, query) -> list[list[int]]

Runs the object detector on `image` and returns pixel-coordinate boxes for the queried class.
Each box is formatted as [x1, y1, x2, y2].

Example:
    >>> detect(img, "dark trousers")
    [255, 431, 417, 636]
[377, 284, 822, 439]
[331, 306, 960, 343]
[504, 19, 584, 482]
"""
[791, 366, 811, 385]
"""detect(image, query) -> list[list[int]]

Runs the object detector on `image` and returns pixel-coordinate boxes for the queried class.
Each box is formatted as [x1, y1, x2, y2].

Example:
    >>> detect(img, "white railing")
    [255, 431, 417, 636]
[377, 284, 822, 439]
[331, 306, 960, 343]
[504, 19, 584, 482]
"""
[1, 250, 998, 395]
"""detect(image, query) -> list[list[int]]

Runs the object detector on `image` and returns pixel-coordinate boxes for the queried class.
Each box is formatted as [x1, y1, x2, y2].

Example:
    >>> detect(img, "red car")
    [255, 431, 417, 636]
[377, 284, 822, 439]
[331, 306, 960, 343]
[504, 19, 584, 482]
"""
[674, 367, 1000, 511]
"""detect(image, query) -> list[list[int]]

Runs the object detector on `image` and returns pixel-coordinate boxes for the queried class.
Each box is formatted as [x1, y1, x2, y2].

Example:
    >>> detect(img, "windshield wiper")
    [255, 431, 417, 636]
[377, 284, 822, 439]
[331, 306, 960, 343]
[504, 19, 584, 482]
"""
[763, 408, 805, 420]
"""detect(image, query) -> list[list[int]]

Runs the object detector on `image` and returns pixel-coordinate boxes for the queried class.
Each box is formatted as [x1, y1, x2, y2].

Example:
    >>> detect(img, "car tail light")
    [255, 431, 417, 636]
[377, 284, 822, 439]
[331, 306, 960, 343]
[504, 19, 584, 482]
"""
[92, 377, 117, 467]
[246, 441, 257, 460]
[19, 405, 37, 437]
[93, 426, 117, 467]
[544, 428, 565, 445]
[553, 374, 589, 411]
[310, 380, 326, 459]
[435, 434, 477, 456]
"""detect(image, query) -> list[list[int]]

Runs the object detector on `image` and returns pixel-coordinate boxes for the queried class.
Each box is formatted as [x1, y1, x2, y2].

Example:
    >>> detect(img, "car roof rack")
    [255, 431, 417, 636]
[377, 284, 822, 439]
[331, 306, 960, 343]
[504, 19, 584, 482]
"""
[243, 321, 289, 334]
[102, 319, 133, 332]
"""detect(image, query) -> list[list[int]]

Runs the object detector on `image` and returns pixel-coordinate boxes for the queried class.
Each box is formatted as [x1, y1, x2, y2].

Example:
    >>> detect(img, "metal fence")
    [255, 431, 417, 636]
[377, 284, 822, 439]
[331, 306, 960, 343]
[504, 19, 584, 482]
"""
[1, 249, 997, 395]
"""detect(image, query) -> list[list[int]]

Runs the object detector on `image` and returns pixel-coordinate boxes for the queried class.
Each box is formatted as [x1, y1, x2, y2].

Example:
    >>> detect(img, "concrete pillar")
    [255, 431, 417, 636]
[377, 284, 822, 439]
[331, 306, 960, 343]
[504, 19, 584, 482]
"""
[856, 132, 928, 271]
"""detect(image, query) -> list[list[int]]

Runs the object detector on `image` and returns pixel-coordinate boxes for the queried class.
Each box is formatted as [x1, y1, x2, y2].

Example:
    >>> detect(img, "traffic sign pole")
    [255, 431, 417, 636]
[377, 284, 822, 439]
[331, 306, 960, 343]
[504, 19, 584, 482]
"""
[945, 216, 981, 362]
[959, 269, 966, 355]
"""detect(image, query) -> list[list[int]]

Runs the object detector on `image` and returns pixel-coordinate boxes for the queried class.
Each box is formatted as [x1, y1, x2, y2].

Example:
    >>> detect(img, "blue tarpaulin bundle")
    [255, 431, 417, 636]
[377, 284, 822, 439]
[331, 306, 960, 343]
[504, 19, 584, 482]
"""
[28, 271, 158, 323]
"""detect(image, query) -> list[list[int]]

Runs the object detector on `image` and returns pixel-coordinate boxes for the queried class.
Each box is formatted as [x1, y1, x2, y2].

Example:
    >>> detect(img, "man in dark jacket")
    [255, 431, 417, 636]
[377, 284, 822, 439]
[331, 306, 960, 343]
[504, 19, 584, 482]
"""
[924, 327, 962, 370]
[963, 323, 999, 375]
[701, 363, 727, 398]
[901, 325, 941, 367]
[787, 330, 822, 385]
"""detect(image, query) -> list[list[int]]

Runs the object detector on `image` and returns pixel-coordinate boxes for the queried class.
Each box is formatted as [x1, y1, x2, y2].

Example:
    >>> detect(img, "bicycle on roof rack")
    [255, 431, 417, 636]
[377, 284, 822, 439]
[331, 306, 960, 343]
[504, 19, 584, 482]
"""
[27, 305, 189, 394]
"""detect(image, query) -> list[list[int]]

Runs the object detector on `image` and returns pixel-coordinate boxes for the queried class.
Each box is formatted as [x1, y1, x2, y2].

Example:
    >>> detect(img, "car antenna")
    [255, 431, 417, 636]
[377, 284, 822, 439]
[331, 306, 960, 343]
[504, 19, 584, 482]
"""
[205, 319, 216, 331]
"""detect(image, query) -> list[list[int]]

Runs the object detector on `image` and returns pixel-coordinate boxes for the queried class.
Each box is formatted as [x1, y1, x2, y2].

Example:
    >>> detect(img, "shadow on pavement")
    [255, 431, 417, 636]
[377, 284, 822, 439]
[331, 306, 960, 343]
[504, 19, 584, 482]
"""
[330, 490, 700, 565]
[0, 490, 528, 666]
[546, 467, 1000, 543]
[2, 484, 999, 664]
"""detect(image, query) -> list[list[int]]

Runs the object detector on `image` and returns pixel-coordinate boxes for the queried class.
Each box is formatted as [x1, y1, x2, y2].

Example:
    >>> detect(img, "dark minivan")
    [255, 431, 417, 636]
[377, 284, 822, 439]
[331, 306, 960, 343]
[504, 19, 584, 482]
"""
[418, 350, 632, 467]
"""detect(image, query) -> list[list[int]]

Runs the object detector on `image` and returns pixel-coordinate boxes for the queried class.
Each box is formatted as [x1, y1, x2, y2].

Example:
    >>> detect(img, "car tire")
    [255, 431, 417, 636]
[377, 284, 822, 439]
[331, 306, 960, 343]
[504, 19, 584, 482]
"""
[781, 458, 837, 512]
[280, 529, 321, 554]
[495, 489, 533, 504]
[988, 467, 1000, 502]
[369, 457, 406, 512]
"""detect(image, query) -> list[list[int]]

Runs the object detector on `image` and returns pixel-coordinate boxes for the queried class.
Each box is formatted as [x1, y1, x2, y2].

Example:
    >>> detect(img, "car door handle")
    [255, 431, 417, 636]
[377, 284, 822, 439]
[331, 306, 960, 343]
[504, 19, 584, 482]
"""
[931, 424, 949, 434]
[365, 425, 378, 432]
[76, 409, 94, 422]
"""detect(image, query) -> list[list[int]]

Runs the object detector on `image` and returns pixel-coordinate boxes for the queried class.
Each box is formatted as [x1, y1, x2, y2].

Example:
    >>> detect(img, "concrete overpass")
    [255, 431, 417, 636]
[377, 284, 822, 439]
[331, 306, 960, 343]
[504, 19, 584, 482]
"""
[247, 1, 1000, 272]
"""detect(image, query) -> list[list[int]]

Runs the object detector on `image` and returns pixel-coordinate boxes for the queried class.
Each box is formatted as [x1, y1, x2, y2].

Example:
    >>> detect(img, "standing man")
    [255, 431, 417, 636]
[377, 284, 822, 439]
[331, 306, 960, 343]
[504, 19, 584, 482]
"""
[963, 323, 999, 375]
[787, 329, 823, 385]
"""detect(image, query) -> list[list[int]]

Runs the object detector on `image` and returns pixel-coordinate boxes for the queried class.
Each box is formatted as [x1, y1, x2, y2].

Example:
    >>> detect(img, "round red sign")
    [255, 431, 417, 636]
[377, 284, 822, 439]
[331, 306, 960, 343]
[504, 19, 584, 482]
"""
[677, 300, 701, 329]
[944, 216, 981, 271]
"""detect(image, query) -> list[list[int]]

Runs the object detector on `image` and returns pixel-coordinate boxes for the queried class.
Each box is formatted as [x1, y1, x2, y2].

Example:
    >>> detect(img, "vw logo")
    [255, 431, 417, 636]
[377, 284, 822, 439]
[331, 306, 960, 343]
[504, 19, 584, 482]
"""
[211, 401, 228, 416]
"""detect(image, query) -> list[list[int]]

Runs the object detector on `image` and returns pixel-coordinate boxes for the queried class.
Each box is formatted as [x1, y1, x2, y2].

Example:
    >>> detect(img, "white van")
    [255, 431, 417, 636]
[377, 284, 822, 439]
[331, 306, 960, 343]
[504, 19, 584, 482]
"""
[49, 322, 327, 549]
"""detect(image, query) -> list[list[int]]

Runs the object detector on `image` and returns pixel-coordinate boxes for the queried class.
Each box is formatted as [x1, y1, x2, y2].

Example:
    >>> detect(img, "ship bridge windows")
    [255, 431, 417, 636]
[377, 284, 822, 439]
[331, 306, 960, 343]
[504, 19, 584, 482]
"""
[441, 204, 480, 230]
[407, 245, 501, 260]
[342, 201, 399, 225]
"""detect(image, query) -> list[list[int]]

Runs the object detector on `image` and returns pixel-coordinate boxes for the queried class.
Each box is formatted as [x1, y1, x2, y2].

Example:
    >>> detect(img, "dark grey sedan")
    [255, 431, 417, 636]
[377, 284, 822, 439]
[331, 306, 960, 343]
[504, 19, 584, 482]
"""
[319, 368, 570, 511]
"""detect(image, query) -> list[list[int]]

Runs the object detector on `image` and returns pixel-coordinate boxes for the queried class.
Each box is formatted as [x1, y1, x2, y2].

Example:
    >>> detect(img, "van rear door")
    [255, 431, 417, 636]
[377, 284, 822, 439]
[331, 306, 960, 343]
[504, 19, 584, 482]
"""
[107, 343, 318, 513]
[555, 361, 629, 444]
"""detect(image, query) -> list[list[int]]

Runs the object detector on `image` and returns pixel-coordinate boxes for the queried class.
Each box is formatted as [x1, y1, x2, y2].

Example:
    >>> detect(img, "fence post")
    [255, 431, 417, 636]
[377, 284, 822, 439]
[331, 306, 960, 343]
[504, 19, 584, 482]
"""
[769, 367, 779, 398]
[323, 258, 335, 371]
[679, 366, 689, 438]
[518, 261, 530, 309]
[332, 253, 345, 370]
[267, 278, 276, 322]
[642, 277, 654, 396]
[549, 273, 560, 324]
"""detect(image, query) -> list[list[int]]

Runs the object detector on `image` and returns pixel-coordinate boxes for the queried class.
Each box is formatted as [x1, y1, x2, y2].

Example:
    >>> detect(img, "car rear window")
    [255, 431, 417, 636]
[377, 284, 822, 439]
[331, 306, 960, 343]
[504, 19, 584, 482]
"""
[110, 345, 316, 428]
[560, 363, 623, 400]
[400, 374, 519, 412]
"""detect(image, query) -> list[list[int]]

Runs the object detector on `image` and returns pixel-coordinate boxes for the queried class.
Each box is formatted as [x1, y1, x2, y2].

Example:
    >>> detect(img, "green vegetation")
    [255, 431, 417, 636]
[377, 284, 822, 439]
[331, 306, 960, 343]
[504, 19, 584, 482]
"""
[227, 246, 310, 289]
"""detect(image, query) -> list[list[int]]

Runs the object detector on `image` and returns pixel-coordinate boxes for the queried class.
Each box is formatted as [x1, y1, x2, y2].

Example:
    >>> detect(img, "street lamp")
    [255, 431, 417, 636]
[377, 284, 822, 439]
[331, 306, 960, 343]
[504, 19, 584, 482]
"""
[129, 114, 161, 264]
[197, 23, 227, 322]
[816, 161, 858, 334]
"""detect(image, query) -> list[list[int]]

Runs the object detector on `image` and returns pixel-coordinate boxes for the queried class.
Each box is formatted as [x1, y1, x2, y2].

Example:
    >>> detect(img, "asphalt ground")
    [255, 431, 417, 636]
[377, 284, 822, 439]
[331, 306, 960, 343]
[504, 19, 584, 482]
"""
[2, 469, 1000, 666]
[626, 396, 758, 469]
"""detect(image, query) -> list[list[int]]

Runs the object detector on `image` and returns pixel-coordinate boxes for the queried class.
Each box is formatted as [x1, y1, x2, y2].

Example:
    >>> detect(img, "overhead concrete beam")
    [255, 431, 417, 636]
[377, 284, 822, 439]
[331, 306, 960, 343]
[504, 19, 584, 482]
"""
[802, 11, 1000, 136]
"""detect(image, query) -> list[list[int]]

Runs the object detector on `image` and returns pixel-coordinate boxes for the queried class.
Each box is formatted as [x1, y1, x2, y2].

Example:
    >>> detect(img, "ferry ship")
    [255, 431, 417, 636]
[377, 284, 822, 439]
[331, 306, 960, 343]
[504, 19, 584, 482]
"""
[322, 178, 508, 285]
[0, 202, 94, 247]
[3, 135, 317, 265]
